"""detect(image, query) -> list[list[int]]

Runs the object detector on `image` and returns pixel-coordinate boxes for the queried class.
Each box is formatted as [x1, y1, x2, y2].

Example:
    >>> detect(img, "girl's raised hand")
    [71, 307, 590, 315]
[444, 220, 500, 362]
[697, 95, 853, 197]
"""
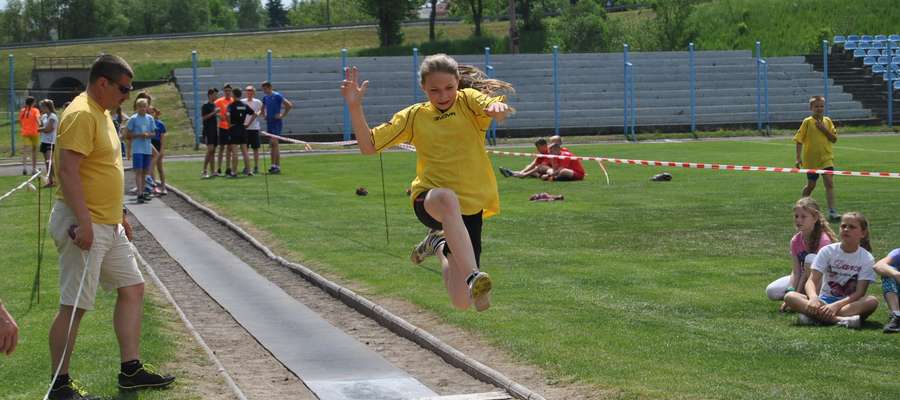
[484, 102, 510, 122]
[341, 66, 369, 107]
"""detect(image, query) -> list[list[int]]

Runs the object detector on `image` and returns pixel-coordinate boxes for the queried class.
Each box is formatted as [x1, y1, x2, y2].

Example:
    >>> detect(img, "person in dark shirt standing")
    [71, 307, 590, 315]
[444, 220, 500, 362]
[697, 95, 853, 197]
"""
[226, 88, 256, 178]
[201, 88, 219, 179]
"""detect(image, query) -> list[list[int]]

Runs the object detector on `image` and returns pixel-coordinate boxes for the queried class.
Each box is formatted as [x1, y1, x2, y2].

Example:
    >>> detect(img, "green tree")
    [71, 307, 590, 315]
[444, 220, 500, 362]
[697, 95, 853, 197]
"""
[553, 0, 608, 52]
[167, 0, 210, 33]
[650, 0, 699, 50]
[287, 0, 371, 26]
[209, 0, 238, 31]
[0, 0, 28, 43]
[265, 0, 289, 27]
[460, 0, 485, 36]
[237, 0, 263, 29]
[358, 0, 414, 47]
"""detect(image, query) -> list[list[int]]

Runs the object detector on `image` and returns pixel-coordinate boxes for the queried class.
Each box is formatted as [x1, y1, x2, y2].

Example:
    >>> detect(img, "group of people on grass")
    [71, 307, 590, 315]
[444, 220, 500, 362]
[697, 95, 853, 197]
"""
[766, 96, 900, 333]
[199, 81, 293, 179]
[497, 135, 586, 181]
[17, 96, 59, 187]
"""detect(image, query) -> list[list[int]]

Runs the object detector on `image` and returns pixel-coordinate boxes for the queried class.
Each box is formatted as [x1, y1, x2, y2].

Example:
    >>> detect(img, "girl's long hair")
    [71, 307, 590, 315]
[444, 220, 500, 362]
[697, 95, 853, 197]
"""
[19, 96, 36, 120]
[419, 54, 515, 96]
[40, 99, 56, 115]
[842, 212, 872, 252]
[794, 197, 836, 253]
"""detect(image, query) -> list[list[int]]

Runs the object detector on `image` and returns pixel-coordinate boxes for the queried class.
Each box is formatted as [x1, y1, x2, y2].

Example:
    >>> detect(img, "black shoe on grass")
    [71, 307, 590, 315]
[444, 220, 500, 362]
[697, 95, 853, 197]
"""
[118, 363, 175, 391]
[48, 380, 100, 400]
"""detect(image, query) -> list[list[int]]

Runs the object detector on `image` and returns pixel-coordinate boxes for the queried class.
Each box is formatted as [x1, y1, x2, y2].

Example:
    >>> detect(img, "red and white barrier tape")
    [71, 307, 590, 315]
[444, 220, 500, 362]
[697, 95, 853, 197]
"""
[260, 131, 357, 147]
[259, 133, 900, 180]
[486, 150, 900, 179]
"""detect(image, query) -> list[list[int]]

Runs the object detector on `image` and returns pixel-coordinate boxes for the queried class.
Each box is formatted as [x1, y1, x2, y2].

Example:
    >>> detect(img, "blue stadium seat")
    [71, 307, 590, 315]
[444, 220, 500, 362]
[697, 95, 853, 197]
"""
[833, 35, 846, 44]
[862, 35, 874, 42]
[859, 41, 872, 49]
[853, 49, 867, 58]
[874, 41, 886, 49]
[882, 50, 894, 57]
[848, 35, 861, 42]
[893, 56, 900, 64]
[895, 80, 900, 90]
[878, 56, 892, 65]
[864, 56, 877, 65]
[891, 34, 900, 42]
[873, 64, 886, 74]
[867, 49, 881, 57]
[875, 34, 888, 41]
[845, 41, 858, 49]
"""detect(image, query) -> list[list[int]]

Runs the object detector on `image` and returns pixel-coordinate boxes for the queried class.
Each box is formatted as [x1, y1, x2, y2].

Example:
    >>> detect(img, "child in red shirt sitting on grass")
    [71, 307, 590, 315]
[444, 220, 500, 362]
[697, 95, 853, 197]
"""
[542, 143, 585, 181]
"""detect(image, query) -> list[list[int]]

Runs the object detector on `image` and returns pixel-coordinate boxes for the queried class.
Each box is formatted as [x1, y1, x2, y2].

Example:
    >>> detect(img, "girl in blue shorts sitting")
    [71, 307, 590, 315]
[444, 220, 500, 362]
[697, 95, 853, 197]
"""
[875, 248, 900, 333]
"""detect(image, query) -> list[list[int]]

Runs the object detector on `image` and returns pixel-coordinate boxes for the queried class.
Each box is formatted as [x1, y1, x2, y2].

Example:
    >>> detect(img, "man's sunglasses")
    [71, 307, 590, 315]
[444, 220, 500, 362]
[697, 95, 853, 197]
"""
[102, 75, 134, 94]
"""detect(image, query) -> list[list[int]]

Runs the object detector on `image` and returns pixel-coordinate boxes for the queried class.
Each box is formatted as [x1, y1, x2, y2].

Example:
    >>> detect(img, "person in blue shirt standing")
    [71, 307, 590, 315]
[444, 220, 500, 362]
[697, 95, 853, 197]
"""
[261, 81, 293, 174]
[126, 99, 155, 203]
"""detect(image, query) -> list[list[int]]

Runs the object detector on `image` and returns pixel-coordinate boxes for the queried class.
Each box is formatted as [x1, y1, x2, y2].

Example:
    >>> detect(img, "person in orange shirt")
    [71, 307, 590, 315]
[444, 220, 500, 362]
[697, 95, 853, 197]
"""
[214, 84, 234, 176]
[18, 96, 41, 175]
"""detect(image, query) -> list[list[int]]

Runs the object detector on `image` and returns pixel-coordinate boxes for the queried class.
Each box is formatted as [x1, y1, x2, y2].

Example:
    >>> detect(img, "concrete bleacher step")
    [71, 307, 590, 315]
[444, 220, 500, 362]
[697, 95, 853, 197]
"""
[173, 51, 875, 136]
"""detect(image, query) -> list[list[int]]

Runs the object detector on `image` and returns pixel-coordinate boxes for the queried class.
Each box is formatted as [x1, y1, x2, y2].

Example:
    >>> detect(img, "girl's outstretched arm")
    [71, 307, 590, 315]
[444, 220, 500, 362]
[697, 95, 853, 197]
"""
[340, 66, 375, 155]
[875, 256, 900, 280]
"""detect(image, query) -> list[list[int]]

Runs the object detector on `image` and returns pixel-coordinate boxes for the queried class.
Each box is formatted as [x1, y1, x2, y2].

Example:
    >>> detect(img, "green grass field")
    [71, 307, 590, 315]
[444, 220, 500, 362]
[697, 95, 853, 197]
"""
[159, 135, 900, 399]
[0, 178, 203, 399]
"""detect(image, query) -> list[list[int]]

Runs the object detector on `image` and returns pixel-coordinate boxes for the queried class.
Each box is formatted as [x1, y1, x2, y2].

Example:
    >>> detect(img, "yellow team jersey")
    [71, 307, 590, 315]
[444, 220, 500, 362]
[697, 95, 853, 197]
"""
[54, 93, 124, 225]
[371, 88, 504, 217]
[793, 116, 837, 169]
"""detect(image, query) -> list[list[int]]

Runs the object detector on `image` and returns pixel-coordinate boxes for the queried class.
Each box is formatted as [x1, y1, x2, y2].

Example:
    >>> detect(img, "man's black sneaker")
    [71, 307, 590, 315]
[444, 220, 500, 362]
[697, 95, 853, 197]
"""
[48, 380, 100, 400]
[118, 363, 176, 391]
[884, 314, 900, 333]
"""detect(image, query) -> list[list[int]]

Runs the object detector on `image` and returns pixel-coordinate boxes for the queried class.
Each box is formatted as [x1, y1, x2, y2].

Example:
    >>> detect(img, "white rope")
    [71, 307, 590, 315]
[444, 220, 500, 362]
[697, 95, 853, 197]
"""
[0, 171, 42, 203]
[42, 250, 90, 400]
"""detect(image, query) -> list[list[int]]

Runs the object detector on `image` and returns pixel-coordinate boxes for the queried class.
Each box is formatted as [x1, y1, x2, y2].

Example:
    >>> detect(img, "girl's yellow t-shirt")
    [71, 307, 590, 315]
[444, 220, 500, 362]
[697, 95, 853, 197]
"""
[371, 88, 504, 218]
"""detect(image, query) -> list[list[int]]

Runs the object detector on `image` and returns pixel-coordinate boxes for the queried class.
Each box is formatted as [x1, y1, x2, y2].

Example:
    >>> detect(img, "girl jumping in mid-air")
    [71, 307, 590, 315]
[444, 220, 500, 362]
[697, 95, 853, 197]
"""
[766, 197, 836, 311]
[341, 54, 513, 311]
[783, 212, 879, 328]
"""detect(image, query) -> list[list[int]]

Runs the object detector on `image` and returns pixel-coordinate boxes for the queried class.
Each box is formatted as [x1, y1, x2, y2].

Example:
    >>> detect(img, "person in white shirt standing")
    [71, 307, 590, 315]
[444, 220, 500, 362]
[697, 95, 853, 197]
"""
[242, 85, 264, 175]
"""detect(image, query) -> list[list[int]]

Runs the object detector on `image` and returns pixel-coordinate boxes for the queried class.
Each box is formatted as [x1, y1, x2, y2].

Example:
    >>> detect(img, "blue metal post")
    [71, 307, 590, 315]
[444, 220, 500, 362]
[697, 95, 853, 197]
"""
[629, 63, 636, 141]
[484, 47, 491, 70]
[822, 40, 829, 114]
[623, 44, 630, 140]
[689, 42, 696, 133]
[763, 59, 770, 134]
[341, 48, 350, 141]
[486, 65, 497, 146]
[755, 41, 762, 131]
[266, 49, 273, 84]
[888, 41, 894, 128]
[412, 48, 419, 103]
[191, 51, 200, 150]
[8, 54, 14, 156]
[553, 46, 560, 136]
[888, 70, 894, 129]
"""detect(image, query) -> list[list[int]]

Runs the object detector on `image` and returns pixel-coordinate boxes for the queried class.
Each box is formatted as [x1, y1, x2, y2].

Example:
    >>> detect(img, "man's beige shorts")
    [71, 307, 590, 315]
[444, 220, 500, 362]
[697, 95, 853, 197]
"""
[49, 202, 144, 310]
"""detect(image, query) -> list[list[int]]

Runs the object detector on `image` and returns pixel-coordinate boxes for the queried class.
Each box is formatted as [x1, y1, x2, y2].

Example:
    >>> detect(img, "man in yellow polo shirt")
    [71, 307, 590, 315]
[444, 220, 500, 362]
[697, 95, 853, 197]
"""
[47, 55, 174, 400]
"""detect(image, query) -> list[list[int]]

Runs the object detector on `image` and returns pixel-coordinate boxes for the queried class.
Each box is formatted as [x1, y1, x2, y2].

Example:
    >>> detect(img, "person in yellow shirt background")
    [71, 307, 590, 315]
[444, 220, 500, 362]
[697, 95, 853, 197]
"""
[794, 95, 840, 221]
[18, 96, 42, 176]
[341, 54, 513, 312]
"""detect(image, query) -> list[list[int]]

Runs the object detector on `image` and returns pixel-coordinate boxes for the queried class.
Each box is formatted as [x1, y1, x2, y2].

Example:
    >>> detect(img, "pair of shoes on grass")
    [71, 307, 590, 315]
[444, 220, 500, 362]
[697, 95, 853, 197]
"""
[797, 313, 861, 329]
[48, 363, 174, 399]
[498, 166, 514, 178]
[410, 230, 492, 312]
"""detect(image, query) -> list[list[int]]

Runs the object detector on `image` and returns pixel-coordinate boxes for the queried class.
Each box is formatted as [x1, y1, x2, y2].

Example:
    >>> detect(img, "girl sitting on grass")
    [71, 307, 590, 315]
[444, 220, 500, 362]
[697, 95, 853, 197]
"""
[766, 197, 836, 312]
[784, 212, 879, 328]
[341, 54, 513, 312]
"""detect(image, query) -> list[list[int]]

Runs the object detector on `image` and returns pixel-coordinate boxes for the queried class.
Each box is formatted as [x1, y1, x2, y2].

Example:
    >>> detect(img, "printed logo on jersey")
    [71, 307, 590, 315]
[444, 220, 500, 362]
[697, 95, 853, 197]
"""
[434, 112, 456, 121]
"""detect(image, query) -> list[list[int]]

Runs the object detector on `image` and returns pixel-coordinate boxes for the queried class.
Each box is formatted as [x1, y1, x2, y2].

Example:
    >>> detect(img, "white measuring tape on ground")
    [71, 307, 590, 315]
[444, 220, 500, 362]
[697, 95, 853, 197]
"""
[260, 131, 357, 149]
[0, 171, 43, 203]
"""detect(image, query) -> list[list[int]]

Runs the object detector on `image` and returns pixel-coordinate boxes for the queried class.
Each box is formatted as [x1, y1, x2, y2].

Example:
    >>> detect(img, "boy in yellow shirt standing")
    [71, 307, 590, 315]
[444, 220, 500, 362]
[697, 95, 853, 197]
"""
[794, 96, 839, 221]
